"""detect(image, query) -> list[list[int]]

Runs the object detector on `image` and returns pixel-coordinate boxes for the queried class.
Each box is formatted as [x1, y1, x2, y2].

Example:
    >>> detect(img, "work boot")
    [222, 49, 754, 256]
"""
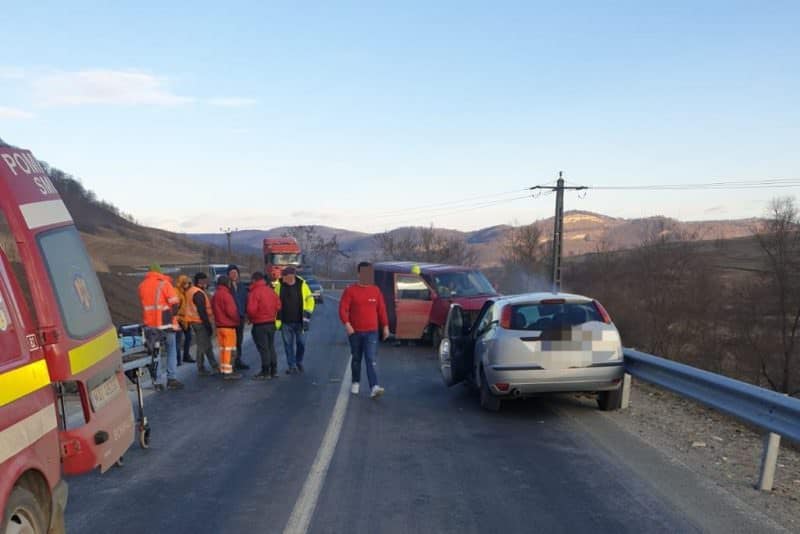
[270, 366, 278, 379]
[183, 355, 196, 363]
[167, 379, 185, 390]
[223, 372, 242, 381]
[297, 363, 304, 373]
[252, 371, 269, 381]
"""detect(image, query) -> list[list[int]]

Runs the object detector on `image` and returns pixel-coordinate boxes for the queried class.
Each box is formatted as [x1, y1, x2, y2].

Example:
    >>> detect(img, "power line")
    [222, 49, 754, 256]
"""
[587, 178, 800, 191]
[378, 193, 533, 228]
[374, 187, 529, 219]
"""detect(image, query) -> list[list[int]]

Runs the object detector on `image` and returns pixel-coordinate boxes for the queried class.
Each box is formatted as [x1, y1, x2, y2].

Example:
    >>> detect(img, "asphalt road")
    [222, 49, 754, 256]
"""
[64, 297, 780, 534]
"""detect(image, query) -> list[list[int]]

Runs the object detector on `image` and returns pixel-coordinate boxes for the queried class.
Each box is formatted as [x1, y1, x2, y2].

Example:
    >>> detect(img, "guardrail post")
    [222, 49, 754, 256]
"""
[620, 373, 632, 410]
[756, 432, 782, 491]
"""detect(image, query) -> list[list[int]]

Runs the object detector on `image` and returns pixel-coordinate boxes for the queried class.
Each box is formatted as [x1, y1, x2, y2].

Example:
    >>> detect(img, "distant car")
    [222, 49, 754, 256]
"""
[438, 292, 624, 412]
[303, 275, 324, 303]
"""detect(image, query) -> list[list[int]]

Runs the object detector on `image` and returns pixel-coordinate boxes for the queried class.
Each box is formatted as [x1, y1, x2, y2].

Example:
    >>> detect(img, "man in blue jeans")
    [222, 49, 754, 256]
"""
[339, 262, 389, 398]
[275, 267, 315, 374]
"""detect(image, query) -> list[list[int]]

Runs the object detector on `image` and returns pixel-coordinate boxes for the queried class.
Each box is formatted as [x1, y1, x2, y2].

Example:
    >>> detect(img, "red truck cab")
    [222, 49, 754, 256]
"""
[263, 237, 302, 282]
[373, 262, 499, 347]
[0, 145, 133, 532]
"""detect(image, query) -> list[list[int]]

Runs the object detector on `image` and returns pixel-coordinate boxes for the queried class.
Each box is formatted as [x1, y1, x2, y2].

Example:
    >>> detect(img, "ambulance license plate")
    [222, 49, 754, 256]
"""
[91, 375, 121, 411]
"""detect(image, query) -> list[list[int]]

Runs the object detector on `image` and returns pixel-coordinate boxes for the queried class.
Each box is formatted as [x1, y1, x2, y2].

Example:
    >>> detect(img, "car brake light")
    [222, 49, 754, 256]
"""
[500, 306, 512, 329]
[593, 300, 612, 324]
[540, 298, 566, 305]
[495, 383, 510, 392]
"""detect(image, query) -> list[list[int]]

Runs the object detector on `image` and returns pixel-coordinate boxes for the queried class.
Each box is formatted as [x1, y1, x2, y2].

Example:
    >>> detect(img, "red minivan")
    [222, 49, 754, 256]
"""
[374, 262, 498, 347]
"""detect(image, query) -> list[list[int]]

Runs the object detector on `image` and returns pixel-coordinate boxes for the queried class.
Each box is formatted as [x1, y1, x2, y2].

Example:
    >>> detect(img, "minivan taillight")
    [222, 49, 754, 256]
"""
[593, 300, 612, 324]
[500, 306, 512, 329]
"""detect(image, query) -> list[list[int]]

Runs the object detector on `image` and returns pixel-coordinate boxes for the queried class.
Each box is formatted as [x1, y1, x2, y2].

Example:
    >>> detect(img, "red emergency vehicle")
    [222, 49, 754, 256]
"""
[263, 237, 302, 282]
[0, 144, 133, 532]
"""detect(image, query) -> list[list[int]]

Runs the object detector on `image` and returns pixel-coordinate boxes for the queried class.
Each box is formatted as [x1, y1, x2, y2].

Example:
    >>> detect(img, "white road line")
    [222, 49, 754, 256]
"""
[283, 353, 352, 534]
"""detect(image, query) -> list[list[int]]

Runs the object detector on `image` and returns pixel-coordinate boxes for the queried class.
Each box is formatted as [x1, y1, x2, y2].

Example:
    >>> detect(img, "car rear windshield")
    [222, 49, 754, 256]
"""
[427, 270, 495, 298]
[509, 301, 603, 330]
[38, 226, 112, 339]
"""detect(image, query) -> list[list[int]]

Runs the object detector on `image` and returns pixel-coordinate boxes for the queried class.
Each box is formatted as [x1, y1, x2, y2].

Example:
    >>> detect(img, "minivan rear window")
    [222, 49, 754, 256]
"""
[510, 302, 603, 331]
[38, 226, 112, 339]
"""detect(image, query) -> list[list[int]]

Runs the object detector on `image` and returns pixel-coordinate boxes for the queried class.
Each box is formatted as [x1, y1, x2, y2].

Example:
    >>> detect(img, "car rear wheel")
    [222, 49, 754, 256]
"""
[2, 486, 47, 534]
[479, 367, 501, 412]
[597, 386, 623, 411]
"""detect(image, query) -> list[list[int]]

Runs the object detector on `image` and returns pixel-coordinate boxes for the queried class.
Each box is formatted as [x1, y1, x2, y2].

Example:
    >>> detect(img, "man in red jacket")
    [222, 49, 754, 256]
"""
[212, 275, 242, 380]
[339, 262, 389, 398]
[247, 271, 282, 380]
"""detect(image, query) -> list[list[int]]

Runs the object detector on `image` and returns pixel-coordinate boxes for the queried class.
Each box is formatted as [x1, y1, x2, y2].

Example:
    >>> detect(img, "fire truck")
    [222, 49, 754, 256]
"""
[263, 237, 302, 282]
[0, 143, 134, 532]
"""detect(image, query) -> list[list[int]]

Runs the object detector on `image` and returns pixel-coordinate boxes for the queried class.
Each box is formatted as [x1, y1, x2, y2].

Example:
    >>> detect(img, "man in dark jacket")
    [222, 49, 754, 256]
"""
[185, 272, 219, 375]
[275, 266, 315, 374]
[227, 264, 250, 371]
[247, 271, 282, 380]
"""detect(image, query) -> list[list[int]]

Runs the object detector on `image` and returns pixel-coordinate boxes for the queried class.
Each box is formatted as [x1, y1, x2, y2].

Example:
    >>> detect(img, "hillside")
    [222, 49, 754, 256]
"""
[48, 166, 212, 272]
[188, 210, 763, 267]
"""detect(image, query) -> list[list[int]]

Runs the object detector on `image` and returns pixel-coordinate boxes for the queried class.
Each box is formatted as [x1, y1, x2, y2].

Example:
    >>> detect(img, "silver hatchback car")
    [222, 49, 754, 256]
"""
[438, 292, 624, 412]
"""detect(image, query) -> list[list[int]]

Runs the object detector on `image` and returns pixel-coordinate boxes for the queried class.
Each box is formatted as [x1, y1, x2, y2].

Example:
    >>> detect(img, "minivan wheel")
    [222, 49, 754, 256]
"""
[597, 386, 623, 411]
[430, 326, 442, 350]
[479, 368, 501, 412]
[2, 486, 47, 534]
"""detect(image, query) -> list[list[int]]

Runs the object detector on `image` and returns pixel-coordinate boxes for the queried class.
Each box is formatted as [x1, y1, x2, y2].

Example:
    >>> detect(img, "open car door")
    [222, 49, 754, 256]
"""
[0, 146, 133, 473]
[438, 303, 474, 387]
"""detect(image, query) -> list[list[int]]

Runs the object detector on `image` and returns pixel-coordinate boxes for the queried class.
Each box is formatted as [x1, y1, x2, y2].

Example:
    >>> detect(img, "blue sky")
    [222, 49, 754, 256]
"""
[1, 1, 798, 233]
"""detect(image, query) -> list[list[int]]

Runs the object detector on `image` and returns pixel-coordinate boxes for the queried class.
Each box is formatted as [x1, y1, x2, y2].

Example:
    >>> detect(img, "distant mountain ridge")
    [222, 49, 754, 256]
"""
[186, 210, 762, 267]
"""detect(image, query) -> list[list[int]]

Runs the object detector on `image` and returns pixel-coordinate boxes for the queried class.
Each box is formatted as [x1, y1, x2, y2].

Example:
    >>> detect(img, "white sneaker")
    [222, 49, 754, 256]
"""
[351, 382, 360, 395]
[370, 385, 385, 399]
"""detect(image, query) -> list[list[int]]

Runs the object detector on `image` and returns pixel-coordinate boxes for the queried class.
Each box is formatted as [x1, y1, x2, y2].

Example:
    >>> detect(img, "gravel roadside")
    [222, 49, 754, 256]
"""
[602, 381, 800, 532]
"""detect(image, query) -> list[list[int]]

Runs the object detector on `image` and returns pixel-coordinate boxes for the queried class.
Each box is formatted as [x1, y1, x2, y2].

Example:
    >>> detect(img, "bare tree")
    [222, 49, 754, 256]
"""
[374, 226, 477, 265]
[751, 197, 800, 395]
[499, 223, 549, 292]
[312, 235, 342, 277]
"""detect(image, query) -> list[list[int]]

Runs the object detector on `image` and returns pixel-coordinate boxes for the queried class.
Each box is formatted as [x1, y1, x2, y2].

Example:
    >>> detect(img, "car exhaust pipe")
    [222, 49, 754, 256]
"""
[511, 389, 522, 398]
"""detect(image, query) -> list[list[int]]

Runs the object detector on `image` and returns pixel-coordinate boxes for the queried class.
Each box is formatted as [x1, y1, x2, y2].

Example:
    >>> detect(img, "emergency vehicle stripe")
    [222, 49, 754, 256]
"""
[68, 327, 119, 375]
[0, 359, 51, 408]
[18, 199, 73, 230]
[0, 404, 58, 466]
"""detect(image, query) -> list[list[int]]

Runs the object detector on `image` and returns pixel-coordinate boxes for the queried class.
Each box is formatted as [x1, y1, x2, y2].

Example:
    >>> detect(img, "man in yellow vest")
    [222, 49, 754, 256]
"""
[185, 272, 219, 376]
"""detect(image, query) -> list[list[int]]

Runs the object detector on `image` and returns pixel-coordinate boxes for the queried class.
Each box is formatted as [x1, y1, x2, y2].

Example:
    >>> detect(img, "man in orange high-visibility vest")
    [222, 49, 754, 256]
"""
[138, 263, 185, 390]
[185, 272, 219, 375]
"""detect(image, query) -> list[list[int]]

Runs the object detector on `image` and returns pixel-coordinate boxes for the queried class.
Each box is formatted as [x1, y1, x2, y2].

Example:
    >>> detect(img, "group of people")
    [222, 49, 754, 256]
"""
[137, 263, 315, 387]
[138, 260, 391, 399]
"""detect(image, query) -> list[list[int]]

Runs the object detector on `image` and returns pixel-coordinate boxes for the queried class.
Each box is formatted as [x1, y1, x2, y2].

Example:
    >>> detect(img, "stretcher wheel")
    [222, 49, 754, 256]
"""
[139, 426, 151, 449]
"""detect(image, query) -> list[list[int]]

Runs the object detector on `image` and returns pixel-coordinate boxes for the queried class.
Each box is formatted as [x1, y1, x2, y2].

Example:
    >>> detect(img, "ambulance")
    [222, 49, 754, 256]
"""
[0, 142, 133, 532]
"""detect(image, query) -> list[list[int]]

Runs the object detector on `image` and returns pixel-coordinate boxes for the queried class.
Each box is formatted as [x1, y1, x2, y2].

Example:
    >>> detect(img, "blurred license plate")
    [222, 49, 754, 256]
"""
[91, 375, 121, 410]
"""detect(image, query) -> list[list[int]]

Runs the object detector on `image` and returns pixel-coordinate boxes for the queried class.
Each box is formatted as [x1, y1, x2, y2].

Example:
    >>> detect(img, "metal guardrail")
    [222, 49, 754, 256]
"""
[319, 279, 356, 290]
[623, 348, 800, 491]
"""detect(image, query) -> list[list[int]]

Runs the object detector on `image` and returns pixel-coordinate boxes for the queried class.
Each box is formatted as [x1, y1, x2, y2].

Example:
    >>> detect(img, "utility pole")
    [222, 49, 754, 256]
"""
[531, 172, 586, 293]
[220, 227, 237, 263]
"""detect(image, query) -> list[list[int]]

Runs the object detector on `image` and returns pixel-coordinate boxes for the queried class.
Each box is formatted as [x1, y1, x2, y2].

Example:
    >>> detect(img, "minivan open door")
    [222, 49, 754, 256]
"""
[438, 303, 473, 387]
[0, 146, 133, 474]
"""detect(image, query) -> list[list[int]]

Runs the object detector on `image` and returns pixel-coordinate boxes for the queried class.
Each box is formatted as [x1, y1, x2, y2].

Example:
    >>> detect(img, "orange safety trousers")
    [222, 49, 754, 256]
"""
[216, 327, 237, 374]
